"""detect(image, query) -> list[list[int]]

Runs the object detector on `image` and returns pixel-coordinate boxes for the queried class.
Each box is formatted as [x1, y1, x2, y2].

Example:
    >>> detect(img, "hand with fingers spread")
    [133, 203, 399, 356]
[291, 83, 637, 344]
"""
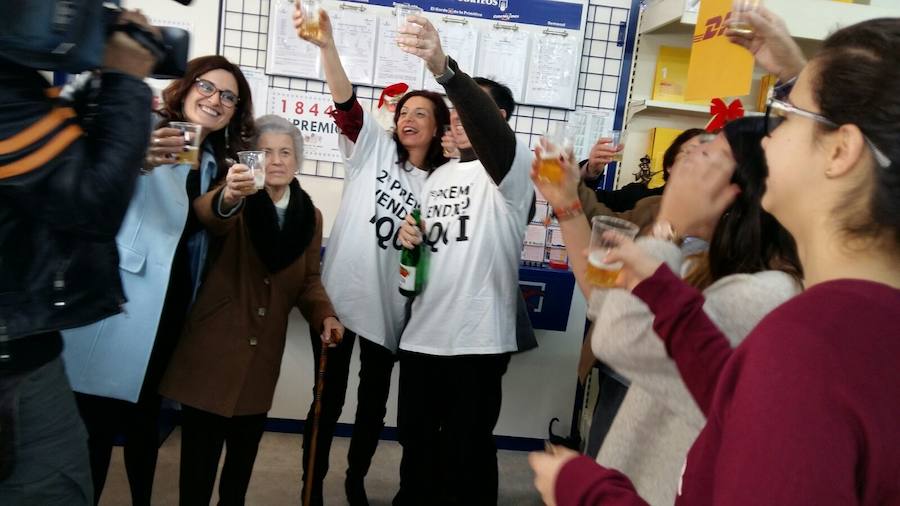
[144, 127, 188, 169]
[398, 213, 425, 250]
[320, 316, 344, 347]
[292, 3, 334, 48]
[396, 15, 448, 76]
[528, 445, 580, 506]
[656, 137, 740, 240]
[725, 5, 806, 82]
[583, 138, 620, 180]
[222, 163, 257, 210]
[529, 142, 581, 211]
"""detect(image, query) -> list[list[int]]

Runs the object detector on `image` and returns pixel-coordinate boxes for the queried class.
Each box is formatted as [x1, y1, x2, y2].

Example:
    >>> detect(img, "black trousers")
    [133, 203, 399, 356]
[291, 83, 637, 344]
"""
[75, 393, 161, 506]
[301, 327, 355, 505]
[394, 351, 510, 506]
[178, 405, 266, 506]
[346, 334, 397, 482]
[585, 365, 629, 458]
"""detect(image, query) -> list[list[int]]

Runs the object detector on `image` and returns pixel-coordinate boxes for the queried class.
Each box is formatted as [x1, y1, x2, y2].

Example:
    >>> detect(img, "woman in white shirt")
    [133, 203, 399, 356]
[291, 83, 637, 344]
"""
[294, 8, 450, 505]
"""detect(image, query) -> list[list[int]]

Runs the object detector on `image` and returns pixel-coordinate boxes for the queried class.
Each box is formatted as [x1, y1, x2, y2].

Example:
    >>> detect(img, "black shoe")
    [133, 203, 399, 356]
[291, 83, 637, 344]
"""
[345, 474, 369, 506]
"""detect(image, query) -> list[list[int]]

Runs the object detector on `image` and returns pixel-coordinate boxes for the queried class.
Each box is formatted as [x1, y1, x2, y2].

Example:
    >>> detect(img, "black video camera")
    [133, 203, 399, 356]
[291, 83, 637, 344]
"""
[0, 0, 191, 79]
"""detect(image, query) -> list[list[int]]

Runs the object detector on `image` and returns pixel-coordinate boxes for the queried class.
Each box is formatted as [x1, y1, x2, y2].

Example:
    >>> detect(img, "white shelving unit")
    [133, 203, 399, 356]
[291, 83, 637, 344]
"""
[615, 0, 900, 189]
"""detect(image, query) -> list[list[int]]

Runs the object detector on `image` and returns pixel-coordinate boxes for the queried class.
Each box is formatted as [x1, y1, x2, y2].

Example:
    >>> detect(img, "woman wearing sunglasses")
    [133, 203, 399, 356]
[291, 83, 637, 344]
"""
[531, 10, 900, 506]
[62, 55, 255, 505]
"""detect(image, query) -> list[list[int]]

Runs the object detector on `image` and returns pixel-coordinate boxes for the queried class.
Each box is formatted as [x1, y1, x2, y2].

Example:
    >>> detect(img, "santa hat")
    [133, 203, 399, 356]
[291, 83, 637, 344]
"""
[374, 82, 410, 131]
[378, 82, 410, 110]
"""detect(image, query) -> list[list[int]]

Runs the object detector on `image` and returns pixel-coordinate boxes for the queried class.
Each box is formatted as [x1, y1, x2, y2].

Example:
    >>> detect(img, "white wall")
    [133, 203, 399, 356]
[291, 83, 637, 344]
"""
[297, 172, 344, 237]
[270, 286, 587, 439]
[122, 0, 220, 59]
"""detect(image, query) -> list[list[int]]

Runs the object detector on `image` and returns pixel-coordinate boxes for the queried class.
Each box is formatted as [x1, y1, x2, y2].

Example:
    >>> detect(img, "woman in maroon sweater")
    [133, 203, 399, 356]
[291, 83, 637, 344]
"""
[531, 11, 900, 506]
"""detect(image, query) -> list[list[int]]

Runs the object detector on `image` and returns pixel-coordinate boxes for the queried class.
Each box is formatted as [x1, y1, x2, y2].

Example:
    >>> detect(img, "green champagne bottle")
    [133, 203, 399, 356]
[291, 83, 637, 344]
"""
[399, 208, 424, 297]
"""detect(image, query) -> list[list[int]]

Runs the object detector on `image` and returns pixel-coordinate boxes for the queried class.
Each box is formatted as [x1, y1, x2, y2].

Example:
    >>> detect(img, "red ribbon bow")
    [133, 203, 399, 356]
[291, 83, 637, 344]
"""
[705, 98, 745, 132]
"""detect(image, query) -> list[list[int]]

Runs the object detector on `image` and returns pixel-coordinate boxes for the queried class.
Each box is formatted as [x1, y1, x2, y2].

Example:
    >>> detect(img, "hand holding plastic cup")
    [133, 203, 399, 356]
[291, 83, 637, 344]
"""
[587, 216, 639, 287]
[730, 0, 762, 35]
[298, 0, 323, 40]
[396, 3, 423, 43]
[168, 121, 203, 167]
[238, 151, 267, 190]
[538, 123, 574, 185]
[609, 130, 625, 163]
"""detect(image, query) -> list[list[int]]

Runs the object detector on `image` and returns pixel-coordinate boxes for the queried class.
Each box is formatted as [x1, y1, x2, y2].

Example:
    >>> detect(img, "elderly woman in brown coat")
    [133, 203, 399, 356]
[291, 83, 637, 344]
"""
[160, 115, 343, 506]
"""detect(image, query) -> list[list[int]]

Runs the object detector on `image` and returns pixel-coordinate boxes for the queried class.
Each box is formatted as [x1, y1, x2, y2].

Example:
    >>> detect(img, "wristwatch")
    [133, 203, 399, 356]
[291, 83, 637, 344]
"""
[433, 55, 455, 85]
[651, 220, 682, 245]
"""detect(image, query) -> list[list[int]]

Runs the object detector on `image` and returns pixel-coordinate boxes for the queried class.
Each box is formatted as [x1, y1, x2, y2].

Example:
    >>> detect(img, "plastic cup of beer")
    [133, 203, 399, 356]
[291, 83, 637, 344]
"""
[609, 130, 625, 163]
[299, 0, 322, 40]
[587, 216, 639, 287]
[396, 3, 423, 37]
[169, 122, 202, 167]
[730, 0, 762, 35]
[238, 151, 267, 190]
[538, 124, 573, 185]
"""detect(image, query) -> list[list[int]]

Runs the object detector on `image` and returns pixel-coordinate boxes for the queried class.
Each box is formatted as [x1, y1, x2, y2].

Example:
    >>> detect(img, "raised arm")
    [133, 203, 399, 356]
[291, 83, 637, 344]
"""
[594, 239, 798, 423]
[630, 265, 734, 414]
[397, 16, 516, 185]
[441, 58, 516, 185]
[293, 7, 352, 103]
[192, 163, 256, 236]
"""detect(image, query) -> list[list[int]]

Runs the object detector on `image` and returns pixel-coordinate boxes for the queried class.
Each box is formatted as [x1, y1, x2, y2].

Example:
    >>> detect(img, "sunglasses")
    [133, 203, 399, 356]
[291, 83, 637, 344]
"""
[766, 99, 891, 169]
[194, 78, 239, 109]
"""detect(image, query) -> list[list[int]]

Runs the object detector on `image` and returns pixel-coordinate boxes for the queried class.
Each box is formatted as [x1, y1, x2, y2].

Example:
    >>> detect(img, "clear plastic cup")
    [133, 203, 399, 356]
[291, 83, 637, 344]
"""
[731, 0, 762, 35]
[538, 123, 574, 184]
[609, 130, 625, 163]
[587, 216, 639, 287]
[238, 150, 267, 190]
[168, 122, 203, 167]
[299, 0, 323, 40]
[396, 3, 423, 40]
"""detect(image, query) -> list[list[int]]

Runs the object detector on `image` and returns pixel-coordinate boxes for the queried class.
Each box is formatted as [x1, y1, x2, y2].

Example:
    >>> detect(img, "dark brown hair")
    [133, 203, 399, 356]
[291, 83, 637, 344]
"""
[391, 90, 450, 171]
[811, 19, 900, 249]
[158, 55, 256, 175]
[684, 117, 803, 289]
[662, 128, 705, 181]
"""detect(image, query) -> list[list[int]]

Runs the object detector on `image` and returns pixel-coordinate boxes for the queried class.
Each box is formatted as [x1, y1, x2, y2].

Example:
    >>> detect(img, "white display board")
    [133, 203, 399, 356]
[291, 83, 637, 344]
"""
[262, 0, 589, 110]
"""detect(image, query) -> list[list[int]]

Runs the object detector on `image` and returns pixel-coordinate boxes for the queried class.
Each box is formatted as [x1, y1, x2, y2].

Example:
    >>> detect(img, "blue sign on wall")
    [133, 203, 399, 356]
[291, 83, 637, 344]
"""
[343, 0, 584, 31]
[520, 265, 575, 332]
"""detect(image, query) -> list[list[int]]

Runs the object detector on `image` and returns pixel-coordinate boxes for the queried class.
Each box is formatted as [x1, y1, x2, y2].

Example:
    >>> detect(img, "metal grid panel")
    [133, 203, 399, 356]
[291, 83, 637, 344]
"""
[221, 0, 632, 179]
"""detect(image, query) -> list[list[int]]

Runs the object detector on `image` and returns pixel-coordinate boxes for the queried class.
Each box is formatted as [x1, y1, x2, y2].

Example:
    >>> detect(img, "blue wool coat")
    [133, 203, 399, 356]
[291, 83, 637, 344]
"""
[61, 157, 209, 402]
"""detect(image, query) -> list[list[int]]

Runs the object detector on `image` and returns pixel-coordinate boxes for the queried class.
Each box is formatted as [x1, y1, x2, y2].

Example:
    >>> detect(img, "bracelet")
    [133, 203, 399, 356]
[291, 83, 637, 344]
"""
[553, 201, 583, 222]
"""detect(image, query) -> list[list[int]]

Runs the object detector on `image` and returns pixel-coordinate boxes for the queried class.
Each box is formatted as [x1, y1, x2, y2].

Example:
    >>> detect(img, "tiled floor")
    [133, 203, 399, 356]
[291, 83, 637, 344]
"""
[99, 429, 544, 505]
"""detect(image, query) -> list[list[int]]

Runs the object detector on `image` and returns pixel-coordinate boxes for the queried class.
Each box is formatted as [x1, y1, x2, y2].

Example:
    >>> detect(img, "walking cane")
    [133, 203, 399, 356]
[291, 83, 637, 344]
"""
[303, 328, 341, 506]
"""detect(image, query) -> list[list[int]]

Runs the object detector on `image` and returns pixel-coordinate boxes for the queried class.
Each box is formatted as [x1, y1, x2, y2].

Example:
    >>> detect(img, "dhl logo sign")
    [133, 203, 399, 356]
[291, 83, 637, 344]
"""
[693, 11, 735, 43]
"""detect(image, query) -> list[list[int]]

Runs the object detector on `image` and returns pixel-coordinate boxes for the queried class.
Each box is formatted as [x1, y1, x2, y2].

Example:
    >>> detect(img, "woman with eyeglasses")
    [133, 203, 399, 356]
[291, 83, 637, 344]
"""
[530, 10, 900, 506]
[61, 55, 255, 506]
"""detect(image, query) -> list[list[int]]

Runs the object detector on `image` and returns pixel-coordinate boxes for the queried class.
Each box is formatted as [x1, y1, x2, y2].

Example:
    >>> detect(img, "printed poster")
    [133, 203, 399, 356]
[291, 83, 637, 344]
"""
[268, 89, 341, 163]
